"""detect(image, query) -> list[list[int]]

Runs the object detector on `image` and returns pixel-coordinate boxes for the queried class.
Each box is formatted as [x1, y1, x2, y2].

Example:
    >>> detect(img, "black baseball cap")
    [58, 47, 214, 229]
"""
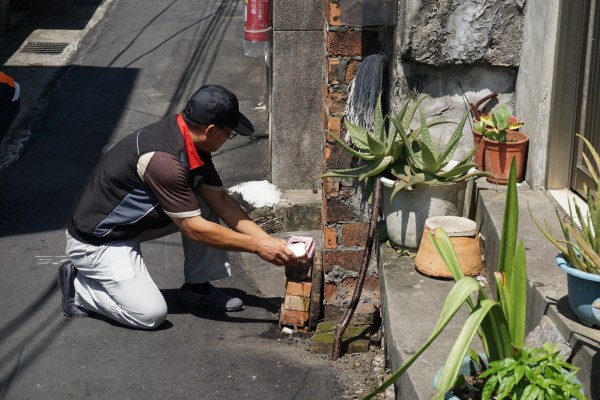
[184, 84, 254, 136]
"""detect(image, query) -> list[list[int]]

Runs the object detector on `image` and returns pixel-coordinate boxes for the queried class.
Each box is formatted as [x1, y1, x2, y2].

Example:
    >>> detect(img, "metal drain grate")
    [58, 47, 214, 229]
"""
[20, 42, 69, 55]
[255, 217, 284, 234]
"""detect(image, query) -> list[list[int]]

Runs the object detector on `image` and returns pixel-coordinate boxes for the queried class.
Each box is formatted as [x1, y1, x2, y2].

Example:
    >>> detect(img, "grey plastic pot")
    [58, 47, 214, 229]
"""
[381, 177, 467, 249]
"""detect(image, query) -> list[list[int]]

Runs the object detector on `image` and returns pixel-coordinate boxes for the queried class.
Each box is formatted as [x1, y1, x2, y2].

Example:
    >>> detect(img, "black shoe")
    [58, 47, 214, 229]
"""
[58, 262, 89, 318]
[176, 283, 244, 312]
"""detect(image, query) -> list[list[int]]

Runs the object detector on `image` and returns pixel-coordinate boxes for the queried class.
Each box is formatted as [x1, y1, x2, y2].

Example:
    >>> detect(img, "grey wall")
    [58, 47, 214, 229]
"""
[271, 0, 324, 190]
[515, 0, 560, 189]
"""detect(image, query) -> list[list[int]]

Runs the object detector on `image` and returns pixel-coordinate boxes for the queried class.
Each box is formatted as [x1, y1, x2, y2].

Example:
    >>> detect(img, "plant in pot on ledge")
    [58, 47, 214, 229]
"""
[473, 104, 528, 184]
[468, 92, 523, 173]
[365, 160, 586, 400]
[321, 94, 487, 249]
[532, 134, 600, 328]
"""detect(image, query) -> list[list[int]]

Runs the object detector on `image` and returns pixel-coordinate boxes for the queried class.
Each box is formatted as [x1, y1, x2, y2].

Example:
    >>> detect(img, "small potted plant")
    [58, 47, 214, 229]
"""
[468, 92, 523, 173]
[532, 134, 600, 328]
[321, 94, 487, 248]
[472, 104, 528, 184]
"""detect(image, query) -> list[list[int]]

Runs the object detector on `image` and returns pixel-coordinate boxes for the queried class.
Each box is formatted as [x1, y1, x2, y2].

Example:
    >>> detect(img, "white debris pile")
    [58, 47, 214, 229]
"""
[228, 180, 282, 208]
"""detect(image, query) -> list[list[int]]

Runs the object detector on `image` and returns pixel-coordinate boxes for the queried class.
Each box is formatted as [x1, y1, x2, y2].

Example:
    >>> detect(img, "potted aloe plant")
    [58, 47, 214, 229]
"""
[365, 160, 586, 400]
[532, 134, 600, 328]
[321, 94, 486, 248]
[472, 104, 528, 184]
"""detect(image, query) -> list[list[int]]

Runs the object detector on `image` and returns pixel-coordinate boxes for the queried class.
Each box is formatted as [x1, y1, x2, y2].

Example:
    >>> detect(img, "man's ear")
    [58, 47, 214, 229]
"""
[204, 124, 218, 138]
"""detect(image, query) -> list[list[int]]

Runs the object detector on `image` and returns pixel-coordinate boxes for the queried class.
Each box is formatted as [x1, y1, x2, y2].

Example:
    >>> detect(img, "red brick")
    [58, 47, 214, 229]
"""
[340, 276, 381, 302]
[362, 276, 381, 301]
[323, 226, 338, 249]
[327, 116, 342, 137]
[326, 90, 347, 116]
[354, 303, 381, 325]
[280, 304, 309, 326]
[342, 222, 369, 247]
[324, 282, 337, 304]
[323, 177, 340, 198]
[284, 294, 310, 312]
[324, 143, 352, 169]
[286, 281, 312, 297]
[328, 2, 342, 26]
[328, 58, 341, 84]
[327, 31, 380, 57]
[323, 249, 363, 272]
[345, 59, 361, 83]
[323, 197, 352, 223]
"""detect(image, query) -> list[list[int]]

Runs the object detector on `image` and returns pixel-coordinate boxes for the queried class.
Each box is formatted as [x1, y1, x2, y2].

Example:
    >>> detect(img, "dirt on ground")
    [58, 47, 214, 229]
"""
[260, 325, 394, 400]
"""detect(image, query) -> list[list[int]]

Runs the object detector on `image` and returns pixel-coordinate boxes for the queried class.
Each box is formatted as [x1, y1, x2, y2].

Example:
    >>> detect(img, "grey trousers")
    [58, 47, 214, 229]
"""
[65, 199, 230, 329]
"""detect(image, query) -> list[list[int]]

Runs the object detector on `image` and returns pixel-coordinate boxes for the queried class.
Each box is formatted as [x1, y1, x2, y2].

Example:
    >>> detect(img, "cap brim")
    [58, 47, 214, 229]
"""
[234, 112, 254, 136]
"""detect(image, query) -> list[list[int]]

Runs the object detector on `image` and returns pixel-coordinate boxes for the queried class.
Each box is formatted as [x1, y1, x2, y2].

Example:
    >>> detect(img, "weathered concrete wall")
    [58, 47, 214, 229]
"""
[391, 0, 525, 167]
[271, 0, 324, 190]
[398, 0, 524, 66]
[515, 0, 560, 189]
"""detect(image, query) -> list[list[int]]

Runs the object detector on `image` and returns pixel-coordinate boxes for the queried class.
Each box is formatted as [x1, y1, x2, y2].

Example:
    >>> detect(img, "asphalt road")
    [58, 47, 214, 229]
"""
[0, 1, 352, 399]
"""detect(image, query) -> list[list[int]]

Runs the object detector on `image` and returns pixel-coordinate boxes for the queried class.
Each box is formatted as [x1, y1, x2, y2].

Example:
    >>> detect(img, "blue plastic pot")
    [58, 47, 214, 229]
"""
[556, 254, 600, 328]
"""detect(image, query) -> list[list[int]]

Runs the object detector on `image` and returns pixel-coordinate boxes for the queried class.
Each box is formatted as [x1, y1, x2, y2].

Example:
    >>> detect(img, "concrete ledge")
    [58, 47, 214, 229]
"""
[380, 179, 600, 399]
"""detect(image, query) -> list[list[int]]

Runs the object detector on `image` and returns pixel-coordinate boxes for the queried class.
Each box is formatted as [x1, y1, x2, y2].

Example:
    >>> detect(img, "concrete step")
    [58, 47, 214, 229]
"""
[379, 179, 600, 399]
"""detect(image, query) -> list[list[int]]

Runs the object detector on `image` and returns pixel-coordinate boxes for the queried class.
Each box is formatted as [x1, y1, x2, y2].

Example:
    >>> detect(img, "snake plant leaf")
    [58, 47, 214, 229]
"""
[345, 120, 371, 151]
[497, 158, 518, 275]
[528, 206, 570, 258]
[433, 299, 500, 399]
[435, 164, 477, 179]
[358, 155, 394, 180]
[320, 159, 386, 179]
[498, 240, 527, 352]
[578, 133, 600, 190]
[325, 130, 378, 161]
[439, 113, 468, 165]
[418, 111, 435, 152]
[419, 140, 441, 172]
[366, 131, 387, 157]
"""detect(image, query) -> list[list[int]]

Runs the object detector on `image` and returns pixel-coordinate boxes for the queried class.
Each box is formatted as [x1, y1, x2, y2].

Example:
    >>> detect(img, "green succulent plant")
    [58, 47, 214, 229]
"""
[473, 104, 524, 142]
[321, 94, 487, 198]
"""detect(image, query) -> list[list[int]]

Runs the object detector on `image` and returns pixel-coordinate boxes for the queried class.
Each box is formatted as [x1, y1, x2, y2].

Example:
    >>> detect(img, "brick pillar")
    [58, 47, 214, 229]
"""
[321, 0, 382, 322]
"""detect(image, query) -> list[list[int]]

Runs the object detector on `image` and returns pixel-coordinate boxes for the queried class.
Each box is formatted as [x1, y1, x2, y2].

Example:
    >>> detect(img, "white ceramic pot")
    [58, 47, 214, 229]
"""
[381, 177, 467, 249]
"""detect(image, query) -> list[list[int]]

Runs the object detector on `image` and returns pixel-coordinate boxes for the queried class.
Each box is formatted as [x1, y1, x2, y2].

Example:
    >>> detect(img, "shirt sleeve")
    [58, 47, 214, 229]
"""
[197, 151, 224, 190]
[140, 152, 201, 219]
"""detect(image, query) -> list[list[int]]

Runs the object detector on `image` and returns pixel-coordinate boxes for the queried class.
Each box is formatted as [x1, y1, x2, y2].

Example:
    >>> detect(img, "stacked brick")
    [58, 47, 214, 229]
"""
[321, 0, 382, 322]
[280, 280, 312, 330]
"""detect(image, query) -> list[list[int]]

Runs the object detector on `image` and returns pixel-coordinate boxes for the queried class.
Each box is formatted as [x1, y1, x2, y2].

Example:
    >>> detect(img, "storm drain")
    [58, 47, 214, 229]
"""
[20, 42, 69, 55]
[255, 217, 284, 234]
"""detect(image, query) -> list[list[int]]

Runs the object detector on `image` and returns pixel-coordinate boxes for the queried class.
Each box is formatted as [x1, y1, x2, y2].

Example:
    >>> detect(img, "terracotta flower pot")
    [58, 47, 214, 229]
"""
[484, 131, 529, 184]
[472, 116, 520, 173]
[415, 216, 483, 278]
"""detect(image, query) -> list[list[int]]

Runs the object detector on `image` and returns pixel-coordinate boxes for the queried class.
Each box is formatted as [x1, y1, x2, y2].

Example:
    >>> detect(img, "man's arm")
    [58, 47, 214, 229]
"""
[197, 185, 271, 238]
[171, 214, 295, 266]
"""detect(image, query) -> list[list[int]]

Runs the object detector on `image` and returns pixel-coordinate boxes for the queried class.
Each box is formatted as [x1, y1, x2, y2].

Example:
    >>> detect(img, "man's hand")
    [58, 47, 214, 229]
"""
[256, 237, 298, 266]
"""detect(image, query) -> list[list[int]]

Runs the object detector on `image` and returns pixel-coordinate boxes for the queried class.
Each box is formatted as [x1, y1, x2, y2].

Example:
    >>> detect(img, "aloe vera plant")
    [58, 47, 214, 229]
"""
[321, 94, 486, 198]
[531, 134, 600, 275]
[473, 104, 524, 142]
[364, 159, 529, 400]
